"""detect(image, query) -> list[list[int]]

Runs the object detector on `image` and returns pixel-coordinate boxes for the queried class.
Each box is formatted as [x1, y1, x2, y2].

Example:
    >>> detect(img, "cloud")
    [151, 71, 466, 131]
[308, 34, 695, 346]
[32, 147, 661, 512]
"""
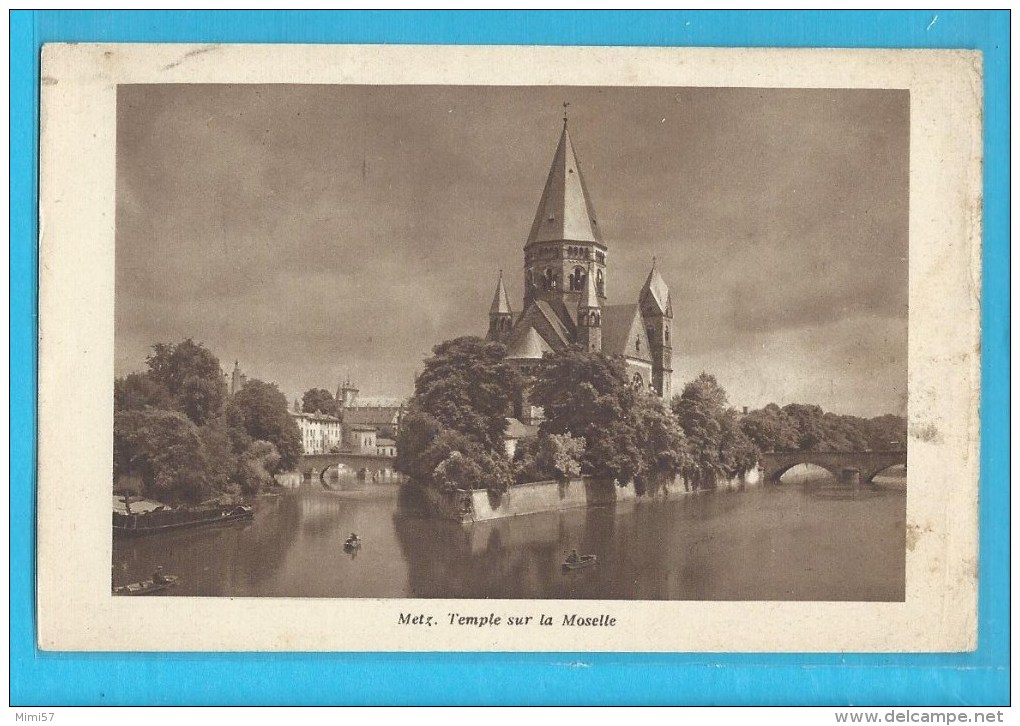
[116, 85, 908, 415]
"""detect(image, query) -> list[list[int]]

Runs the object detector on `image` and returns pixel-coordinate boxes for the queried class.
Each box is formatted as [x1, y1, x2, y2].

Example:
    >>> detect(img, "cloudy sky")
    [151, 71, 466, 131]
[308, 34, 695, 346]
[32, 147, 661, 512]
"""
[116, 84, 908, 417]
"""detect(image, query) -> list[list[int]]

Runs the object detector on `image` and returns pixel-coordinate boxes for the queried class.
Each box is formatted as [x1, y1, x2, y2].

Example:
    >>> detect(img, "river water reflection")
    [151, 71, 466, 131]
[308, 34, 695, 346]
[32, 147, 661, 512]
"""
[112, 473, 906, 601]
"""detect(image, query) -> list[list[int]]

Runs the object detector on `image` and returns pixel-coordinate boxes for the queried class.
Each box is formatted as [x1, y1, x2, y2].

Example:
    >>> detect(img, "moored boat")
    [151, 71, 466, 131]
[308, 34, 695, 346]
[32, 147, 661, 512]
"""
[113, 574, 179, 595]
[113, 504, 254, 536]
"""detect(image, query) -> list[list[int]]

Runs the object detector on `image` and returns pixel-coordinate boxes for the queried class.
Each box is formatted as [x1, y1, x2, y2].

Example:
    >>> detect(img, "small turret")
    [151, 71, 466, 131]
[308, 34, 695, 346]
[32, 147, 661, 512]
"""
[576, 261, 601, 353]
[639, 257, 673, 399]
[487, 270, 514, 343]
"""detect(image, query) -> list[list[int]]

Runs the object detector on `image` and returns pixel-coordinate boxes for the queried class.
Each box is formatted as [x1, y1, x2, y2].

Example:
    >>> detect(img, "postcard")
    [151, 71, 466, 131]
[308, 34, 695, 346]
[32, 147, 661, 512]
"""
[37, 44, 981, 651]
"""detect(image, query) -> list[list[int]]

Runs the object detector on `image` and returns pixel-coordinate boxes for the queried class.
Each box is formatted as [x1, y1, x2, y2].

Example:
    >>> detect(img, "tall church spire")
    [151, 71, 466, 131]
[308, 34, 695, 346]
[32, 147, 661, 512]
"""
[489, 270, 512, 315]
[526, 124, 604, 249]
[487, 270, 514, 343]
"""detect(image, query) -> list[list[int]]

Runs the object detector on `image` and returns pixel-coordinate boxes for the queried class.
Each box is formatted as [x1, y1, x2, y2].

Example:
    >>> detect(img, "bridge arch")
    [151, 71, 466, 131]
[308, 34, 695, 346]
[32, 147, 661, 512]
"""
[760, 450, 907, 486]
[768, 461, 841, 484]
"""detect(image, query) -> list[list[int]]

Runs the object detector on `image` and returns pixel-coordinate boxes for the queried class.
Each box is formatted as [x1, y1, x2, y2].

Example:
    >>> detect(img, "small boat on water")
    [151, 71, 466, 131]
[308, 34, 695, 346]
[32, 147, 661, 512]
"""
[113, 574, 179, 596]
[113, 504, 254, 536]
[344, 536, 362, 552]
[562, 554, 597, 571]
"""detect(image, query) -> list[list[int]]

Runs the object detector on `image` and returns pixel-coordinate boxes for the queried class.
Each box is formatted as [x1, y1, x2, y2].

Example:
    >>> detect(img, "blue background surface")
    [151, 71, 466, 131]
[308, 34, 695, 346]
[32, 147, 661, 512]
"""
[10, 11, 1009, 706]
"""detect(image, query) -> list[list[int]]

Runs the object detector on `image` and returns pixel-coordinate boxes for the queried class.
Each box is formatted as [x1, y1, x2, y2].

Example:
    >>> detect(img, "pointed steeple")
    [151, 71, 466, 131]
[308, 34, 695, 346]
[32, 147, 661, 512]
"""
[489, 270, 513, 315]
[640, 257, 672, 316]
[487, 270, 514, 343]
[526, 124, 604, 249]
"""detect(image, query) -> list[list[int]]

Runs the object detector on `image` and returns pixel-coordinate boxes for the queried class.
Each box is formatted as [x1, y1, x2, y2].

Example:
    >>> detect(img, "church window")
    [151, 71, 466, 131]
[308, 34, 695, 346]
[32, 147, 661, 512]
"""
[665, 327, 670, 343]
[632, 373, 643, 389]
[571, 266, 586, 291]
[635, 336, 641, 353]
[596, 269, 605, 295]
[552, 273, 560, 290]
[543, 268, 553, 291]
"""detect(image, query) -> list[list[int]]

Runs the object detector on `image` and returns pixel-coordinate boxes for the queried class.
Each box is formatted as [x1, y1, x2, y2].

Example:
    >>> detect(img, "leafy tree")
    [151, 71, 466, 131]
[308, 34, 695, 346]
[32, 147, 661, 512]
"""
[235, 440, 282, 495]
[631, 392, 689, 491]
[672, 373, 729, 489]
[531, 348, 642, 484]
[113, 409, 214, 504]
[717, 409, 760, 478]
[114, 372, 174, 412]
[226, 379, 302, 471]
[781, 403, 828, 451]
[395, 408, 513, 493]
[513, 432, 585, 484]
[411, 336, 519, 455]
[302, 388, 341, 418]
[865, 414, 908, 450]
[739, 403, 799, 452]
[395, 337, 519, 494]
[144, 339, 227, 425]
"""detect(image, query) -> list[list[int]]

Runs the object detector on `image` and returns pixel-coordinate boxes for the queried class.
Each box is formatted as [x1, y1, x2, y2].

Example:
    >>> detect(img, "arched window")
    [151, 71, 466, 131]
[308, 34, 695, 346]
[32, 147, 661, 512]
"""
[543, 268, 553, 291]
[596, 269, 605, 295]
[525, 269, 534, 292]
[572, 266, 585, 291]
[664, 327, 670, 344]
[635, 336, 641, 353]
[551, 273, 559, 290]
[632, 373, 643, 389]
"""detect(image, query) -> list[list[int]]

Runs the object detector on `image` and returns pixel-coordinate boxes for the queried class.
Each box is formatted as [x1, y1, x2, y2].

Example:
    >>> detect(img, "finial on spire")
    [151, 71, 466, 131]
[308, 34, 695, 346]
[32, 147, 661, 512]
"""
[562, 101, 571, 126]
[652, 255, 657, 269]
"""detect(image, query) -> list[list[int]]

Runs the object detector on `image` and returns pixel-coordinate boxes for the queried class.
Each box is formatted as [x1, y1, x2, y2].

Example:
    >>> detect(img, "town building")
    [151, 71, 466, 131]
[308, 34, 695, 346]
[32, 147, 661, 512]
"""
[289, 400, 343, 455]
[485, 118, 673, 424]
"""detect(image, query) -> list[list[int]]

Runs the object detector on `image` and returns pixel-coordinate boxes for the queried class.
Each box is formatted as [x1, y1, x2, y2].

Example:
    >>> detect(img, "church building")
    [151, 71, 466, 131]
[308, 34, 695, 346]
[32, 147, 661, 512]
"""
[485, 118, 674, 422]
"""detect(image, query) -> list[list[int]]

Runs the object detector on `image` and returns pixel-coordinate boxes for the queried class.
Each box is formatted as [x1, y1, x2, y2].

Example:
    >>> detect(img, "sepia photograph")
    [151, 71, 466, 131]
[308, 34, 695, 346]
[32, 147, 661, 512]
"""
[110, 83, 909, 601]
[35, 43, 982, 653]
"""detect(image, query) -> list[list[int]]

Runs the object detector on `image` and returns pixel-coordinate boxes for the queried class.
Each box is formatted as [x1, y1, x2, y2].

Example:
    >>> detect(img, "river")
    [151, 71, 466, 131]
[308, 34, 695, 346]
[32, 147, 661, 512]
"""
[112, 469, 906, 601]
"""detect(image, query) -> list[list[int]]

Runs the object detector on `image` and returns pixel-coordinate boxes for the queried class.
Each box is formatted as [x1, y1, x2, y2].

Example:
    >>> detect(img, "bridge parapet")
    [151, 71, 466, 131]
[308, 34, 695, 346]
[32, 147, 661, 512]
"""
[760, 450, 906, 484]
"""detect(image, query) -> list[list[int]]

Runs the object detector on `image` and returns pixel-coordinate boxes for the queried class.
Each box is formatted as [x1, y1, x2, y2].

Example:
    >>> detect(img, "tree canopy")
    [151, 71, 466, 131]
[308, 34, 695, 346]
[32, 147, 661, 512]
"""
[739, 402, 907, 453]
[302, 387, 341, 418]
[113, 339, 299, 504]
[395, 337, 519, 493]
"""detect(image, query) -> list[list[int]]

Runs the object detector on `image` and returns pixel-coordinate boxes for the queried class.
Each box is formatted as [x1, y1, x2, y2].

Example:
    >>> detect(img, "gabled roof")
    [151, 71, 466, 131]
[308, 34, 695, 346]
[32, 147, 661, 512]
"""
[504, 417, 539, 440]
[505, 326, 554, 360]
[526, 125, 605, 249]
[343, 407, 402, 426]
[489, 271, 513, 315]
[601, 304, 653, 362]
[639, 261, 672, 316]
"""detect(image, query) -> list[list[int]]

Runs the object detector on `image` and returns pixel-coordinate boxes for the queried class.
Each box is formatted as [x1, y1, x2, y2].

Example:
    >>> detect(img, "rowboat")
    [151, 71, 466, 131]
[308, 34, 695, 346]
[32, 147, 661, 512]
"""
[113, 574, 179, 596]
[344, 538, 362, 552]
[562, 554, 597, 571]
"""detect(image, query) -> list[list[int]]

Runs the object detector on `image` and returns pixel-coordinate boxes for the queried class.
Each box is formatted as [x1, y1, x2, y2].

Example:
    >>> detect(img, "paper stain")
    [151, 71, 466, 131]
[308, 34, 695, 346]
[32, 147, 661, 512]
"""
[905, 523, 932, 552]
[162, 45, 221, 72]
[911, 422, 943, 444]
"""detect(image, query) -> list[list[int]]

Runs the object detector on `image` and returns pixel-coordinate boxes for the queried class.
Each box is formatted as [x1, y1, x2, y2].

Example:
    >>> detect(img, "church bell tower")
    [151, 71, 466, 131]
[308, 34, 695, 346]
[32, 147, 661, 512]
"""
[522, 116, 608, 312]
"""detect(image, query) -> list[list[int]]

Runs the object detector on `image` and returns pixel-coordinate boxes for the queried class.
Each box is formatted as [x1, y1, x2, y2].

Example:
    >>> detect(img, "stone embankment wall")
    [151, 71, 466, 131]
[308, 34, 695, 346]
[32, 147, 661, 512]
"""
[418, 467, 762, 522]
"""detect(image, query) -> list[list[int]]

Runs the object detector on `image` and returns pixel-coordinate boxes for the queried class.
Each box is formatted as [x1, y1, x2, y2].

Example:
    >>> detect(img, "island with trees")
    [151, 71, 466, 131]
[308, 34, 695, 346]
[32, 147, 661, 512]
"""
[396, 336, 907, 521]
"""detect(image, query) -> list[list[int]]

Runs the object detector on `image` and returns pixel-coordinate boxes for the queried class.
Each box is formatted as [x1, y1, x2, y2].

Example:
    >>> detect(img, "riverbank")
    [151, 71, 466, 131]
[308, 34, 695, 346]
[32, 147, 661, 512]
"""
[416, 468, 764, 522]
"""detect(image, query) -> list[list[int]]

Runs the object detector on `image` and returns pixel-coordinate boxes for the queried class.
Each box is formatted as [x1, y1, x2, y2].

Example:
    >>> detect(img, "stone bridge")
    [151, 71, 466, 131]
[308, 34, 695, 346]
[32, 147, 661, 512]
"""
[299, 452, 401, 484]
[760, 450, 906, 485]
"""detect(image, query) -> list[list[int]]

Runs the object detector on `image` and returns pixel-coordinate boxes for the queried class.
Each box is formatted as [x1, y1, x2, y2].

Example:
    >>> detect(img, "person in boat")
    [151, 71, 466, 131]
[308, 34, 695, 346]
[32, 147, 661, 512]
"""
[347, 533, 360, 545]
[153, 566, 168, 584]
[566, 549, 580, 565]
